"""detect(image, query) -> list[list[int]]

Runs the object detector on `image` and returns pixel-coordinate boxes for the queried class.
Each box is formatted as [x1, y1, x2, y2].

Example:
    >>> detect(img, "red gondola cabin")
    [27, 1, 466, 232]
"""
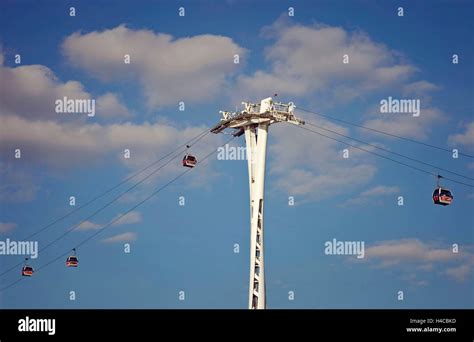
[66, 255, 79, 267]
[432, 187, 453, 206]
[183, 154, 197, 168]
[22, 266, 34, 277]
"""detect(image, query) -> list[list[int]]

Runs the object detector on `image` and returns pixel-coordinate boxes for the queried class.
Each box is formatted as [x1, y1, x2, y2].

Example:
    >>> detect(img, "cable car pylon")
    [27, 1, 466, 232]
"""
[211, 97, 304, 309]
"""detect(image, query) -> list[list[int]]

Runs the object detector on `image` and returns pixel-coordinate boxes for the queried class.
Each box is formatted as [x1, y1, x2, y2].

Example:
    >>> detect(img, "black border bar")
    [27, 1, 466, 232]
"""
[0, 309, 472, 340]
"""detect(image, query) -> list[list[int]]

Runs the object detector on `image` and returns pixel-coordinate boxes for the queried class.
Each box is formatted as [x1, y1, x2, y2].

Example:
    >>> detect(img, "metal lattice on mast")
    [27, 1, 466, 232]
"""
[211, 97, 305, 309]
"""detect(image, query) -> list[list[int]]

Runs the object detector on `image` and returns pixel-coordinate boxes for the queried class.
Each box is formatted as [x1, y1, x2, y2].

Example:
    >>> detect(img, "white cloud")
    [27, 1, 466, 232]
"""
[362, 107, 445, 140]
[402, 80, 440, 98]
[74, 211, 142, 232]
[364, 239, 457, 262]
[235, 19, 416, 102]
[111, 211, 142, 226]
[62, 25, 246, 108]
[75, 220, 102, 231]
[232, 19, 445, 143]
[448, 122, 474, 149]
[342, 185, 399, 206]
[445, 263, 473, 282]
[0, 112, 222, 203]
[0, 54, 132, 122]
[0, 63, 90, 121]
[359, 185, 400, 197]
[0, 222, 17, 233]
[0, 49, 225, 203]
[355, 239, 474, 282]
[102, 232, 137, 243]
[0, 114, 210, 169]
[0, 163, 40, 203]
[96, 93, 132, 120]
[268, 117, 377, 201]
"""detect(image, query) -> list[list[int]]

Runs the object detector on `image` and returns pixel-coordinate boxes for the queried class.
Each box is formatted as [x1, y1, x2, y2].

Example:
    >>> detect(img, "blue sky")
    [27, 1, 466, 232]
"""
[0, 0, 473, 309]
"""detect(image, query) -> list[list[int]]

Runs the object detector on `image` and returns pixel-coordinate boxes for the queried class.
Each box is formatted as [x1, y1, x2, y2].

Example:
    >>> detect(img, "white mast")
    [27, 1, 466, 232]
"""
[211, 97, 304, 309]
